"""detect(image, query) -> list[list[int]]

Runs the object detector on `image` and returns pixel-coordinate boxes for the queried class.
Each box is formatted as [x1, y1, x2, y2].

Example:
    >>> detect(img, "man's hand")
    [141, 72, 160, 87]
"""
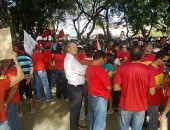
[158, 112, 167, 122]
[26, 77, 31, 85]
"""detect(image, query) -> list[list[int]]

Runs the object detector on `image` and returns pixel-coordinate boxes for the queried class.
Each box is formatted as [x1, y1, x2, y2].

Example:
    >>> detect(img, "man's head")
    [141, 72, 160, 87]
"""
[130, 46, 143, 61]
[93, 50, 106, 66]
[143, 43, 153, 56]
[121, 43, 128, 53]
[161, 36, 167, 44]
[77, 47, 83, 57]
[34, 44, 41, 51]
[67, 42, 78, 55]
[155, 50, 169, 67]
[85, 47, 94, 58]
[15, 44, 26, 54]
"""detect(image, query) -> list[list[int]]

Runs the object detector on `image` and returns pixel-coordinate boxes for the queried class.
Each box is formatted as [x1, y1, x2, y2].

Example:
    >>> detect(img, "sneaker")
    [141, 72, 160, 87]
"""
[107, 110, 113, 114]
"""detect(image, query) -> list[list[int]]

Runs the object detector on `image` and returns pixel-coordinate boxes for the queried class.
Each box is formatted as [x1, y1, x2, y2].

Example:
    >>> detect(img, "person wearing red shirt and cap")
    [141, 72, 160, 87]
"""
[0, 52, 24, 130]
[32, 44, 51, 101]
[53, 45, 67, 99]
[114, 46, 155, 130]
[43, 42, 53, 94]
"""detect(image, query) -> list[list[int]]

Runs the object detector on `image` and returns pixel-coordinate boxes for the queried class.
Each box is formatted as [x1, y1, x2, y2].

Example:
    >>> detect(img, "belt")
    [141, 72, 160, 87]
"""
[68, 84, 83, 87]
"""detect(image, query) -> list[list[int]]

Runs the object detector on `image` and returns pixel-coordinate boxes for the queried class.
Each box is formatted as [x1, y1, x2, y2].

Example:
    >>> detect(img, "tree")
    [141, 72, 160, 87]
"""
[0, 0, 75, 41]
[114, 0, 169, 38]
[73, 0, 112, 40]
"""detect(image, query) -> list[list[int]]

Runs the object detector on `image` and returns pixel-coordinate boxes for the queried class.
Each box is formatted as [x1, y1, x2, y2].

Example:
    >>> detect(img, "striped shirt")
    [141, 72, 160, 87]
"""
[17, 54, 33, 77]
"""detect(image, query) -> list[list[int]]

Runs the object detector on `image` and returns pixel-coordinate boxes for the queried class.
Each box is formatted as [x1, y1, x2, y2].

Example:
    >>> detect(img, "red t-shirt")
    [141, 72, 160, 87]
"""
[5, 66, 20, 104]
[86, 65, 111, 100]
[53, 53, 66, 70]
[0, 78, 10, 122]
[165, 82, 170, 102]
[32, 52, 47, 71]
[114, 62, 155, 111]
[119, 51, 130, 61]
[43, 49, 52, 70]
[147, 65, 164, 106]
[141, 54, 155, 65]
[116, 50, 122, 58]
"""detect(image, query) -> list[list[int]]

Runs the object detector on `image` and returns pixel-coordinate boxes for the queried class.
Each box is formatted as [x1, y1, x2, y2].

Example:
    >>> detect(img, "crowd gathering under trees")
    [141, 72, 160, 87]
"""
[2, 0, 170, 130]
[1, 0, 170, 42]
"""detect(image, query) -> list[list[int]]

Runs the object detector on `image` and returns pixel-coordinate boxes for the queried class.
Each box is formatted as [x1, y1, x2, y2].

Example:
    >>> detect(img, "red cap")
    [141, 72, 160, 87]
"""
[35, 44, 41, 49]
[45, 42, 51, 48]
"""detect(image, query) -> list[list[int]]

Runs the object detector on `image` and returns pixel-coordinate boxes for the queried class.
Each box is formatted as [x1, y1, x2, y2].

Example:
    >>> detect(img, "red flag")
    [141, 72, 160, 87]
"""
[41, 29, 50, 38]
[58, 29, 65, 38]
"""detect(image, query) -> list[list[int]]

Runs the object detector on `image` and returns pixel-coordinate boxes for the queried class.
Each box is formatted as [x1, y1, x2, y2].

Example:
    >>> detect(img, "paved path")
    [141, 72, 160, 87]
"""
[19, 97, 121, 130]
[19, 97, 154, 130]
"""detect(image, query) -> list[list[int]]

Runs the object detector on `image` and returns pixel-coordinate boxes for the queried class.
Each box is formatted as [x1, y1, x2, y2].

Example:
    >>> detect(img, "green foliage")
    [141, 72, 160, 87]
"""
[0, 0, 75, 41]
[114, 0, 169, 38]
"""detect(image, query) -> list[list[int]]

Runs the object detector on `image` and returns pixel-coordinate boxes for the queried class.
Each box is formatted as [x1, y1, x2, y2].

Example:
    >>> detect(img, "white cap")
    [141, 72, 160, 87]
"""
[153, 48, 160, 53]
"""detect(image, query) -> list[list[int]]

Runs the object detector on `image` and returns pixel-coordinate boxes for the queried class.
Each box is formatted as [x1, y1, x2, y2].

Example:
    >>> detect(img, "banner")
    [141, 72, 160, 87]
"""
[0, 27, 13, 60]
[58, 29, 65, 38]
[24, 30, 37, 55]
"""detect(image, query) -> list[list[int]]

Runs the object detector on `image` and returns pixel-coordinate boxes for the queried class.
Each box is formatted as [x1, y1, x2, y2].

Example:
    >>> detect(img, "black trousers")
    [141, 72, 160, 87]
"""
[19, 79, 33, 101]
[67, 84, 84, 130]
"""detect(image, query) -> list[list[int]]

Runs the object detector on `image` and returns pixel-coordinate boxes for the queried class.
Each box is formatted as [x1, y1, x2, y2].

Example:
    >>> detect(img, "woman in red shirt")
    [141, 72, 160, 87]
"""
[53, 46, 68, 99]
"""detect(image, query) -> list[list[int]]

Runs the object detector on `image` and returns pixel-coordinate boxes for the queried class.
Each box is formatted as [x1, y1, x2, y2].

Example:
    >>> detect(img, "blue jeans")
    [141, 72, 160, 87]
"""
[46, 70, 52, 90]
[54, 70, 67, 99]
[120, 109, 145, 130]
[6, 103, 19, 130]
[88, 96, 108, 130]
[0, 121, 11, 130]
[34, 71, 51, 100]
[147, 105, 159, 130]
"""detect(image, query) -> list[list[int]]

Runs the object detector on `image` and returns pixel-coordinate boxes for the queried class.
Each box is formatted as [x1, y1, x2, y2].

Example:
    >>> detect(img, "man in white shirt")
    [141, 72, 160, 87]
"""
[64, 42, 86, 130]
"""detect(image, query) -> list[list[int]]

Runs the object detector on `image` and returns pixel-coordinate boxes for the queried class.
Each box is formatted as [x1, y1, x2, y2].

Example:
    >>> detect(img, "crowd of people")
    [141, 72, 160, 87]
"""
[1, 34, 170, 130]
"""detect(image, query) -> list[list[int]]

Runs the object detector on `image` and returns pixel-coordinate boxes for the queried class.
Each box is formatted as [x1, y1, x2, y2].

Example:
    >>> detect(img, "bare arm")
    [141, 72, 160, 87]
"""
[148, 87, 155, 95]
[26, 66, 33, 85]
[106, 85, 112, 91]
[159, 97, 170, 122]
[113, 84, 121, 91]
[4, 87, 17, 104]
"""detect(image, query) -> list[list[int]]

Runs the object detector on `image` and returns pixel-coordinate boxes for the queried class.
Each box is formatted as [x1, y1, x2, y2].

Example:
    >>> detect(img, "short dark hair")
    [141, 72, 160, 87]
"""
[121, 43, 128, 48]
[130, 46, 143, 61]
[155, 50, 169, 59]
[85, 47, 94, 58]
[93, 50, 106, 60]
[17, 44, 25, 51]
[106, 53, 114, 64]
